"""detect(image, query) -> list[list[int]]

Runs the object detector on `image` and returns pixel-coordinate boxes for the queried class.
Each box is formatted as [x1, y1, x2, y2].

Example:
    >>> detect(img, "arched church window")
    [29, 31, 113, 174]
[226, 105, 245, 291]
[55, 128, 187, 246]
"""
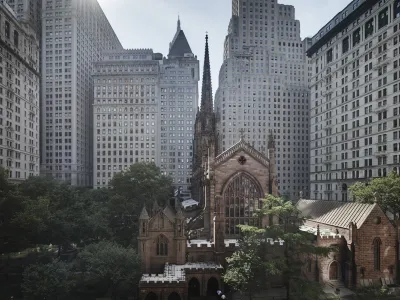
[156, 235, 168, 256]
[223, 172, 262, 236]
[373, 237, 381, 271]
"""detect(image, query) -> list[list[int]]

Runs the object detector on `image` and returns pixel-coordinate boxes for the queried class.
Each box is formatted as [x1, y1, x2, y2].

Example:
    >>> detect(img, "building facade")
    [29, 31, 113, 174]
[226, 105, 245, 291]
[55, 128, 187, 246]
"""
[0, 1, 40, 181]
[4, 0, 41, 36]
[40, 0, 122, 186]
[308, 0, 400, 201]
[159, 19, 199, 193]
[92, 49, 162, 189]
[214, 0, 311, 201]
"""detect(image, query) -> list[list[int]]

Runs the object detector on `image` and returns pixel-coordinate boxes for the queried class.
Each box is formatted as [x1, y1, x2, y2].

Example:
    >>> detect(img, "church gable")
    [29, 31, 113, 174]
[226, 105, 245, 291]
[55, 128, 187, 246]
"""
[214, 139, 270, 168]
[214, 149, 271, 200]
[149, 210, 175, 232]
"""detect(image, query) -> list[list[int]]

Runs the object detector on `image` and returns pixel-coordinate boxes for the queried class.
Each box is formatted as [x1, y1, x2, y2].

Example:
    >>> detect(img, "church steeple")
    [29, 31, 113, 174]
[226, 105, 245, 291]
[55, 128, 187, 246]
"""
[200, 34, 213, 113]
[177, 15, 181, 31]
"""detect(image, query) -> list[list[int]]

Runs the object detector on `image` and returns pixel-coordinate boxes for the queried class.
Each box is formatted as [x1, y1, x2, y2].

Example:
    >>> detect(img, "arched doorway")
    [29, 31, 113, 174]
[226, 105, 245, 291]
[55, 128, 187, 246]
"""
[188, 277, 201, 297]
[145, 292, 158, 300]
[168, 292, 181, 300]
[207, 277, 219, 296]
[329, 261, 339, 280]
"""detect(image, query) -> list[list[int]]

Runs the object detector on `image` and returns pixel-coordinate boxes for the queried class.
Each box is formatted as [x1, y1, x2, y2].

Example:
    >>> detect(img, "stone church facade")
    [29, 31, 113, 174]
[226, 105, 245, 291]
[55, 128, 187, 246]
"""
[138, 33, 281, 300]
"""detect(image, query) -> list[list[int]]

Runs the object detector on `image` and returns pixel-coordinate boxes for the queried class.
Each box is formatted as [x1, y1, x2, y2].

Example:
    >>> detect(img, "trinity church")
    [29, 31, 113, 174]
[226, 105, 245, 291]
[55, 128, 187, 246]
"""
[138, 27, 400, 300]
[138, 33, 280, 300]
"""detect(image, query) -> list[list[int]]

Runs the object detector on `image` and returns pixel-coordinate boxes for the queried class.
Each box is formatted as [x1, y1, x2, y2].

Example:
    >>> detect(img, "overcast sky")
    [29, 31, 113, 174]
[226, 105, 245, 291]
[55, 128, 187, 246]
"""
[97, 0, 350, 94]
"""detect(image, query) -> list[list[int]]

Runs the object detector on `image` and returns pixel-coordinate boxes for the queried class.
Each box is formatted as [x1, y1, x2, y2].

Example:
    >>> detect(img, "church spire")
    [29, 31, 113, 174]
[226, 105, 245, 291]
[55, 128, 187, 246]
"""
[177, 15, 181, 31]
[200, 33, 213, 113]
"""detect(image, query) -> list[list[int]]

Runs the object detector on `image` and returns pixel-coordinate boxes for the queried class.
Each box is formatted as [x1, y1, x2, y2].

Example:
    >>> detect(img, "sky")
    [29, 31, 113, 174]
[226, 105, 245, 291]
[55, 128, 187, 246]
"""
[97, 0, 351, 94]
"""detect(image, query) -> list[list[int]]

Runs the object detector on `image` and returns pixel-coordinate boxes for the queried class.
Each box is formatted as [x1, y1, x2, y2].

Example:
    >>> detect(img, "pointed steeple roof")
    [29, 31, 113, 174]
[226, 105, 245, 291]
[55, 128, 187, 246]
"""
[200, 34, 213, 113]
[139, 206, 149, 220]
[152, 200, 161, 215]
[168, 17, 192, 58]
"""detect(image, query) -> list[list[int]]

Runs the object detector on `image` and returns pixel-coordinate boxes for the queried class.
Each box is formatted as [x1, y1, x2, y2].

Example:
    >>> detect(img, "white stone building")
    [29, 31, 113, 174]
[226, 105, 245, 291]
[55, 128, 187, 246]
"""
[215, 0, 310, 200]
[159, 19, 199, 193]
[92, 49, 162, 189]
[308, 0, 400, 201]
[40, 0, 122, 186]
[0, 1, 40, 181]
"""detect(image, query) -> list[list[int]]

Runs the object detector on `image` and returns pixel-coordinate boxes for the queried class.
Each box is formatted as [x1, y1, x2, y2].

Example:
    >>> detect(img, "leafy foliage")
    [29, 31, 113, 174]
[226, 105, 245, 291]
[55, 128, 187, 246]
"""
[224, 195, 333, 300]
[76, 241, 141, 299]
[0, 163, 173, 299]
[350, 171, 400, 216]
[22, 260, 74, 300]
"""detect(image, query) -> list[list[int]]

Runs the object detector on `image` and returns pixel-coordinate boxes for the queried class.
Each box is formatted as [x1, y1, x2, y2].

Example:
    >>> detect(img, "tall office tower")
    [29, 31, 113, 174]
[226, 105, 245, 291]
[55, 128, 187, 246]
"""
[40, 0, 122, 186]
[214, 0, 310, 200]
[4, 0, 41, 35]
[0, 2, 40, 181]
[92, 50, 162, 189]
[159, 18, 199, 193]
[308, 0, 400, 202]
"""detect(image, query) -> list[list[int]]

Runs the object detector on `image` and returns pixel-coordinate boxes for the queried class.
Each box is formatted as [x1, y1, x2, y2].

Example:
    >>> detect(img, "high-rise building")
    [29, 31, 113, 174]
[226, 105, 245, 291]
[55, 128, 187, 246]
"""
[40, 0, 122, 186]
[308, 0, 400, 201]
[92, 49, 162, 189]
[159, 18, 199, 193]
[4, 0, 41, 36]
[0, 1, 40, 181]
[215, 0, 310, 200]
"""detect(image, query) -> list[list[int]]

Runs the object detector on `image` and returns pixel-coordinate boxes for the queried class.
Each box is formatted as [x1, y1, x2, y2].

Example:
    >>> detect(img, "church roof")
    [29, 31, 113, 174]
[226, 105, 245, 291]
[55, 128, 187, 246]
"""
[297, 199, 377, 229]
[168, 30, 193, 58]
[214, 138, 270, 167]
[163, 205, 176, 223]
[139, 206, 149, 220]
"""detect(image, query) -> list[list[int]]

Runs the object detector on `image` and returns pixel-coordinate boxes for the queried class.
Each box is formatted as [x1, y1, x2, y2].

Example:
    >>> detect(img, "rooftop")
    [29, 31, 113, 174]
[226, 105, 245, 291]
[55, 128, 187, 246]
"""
[140, 262, 223, 284]
[297, 199, 377, 229]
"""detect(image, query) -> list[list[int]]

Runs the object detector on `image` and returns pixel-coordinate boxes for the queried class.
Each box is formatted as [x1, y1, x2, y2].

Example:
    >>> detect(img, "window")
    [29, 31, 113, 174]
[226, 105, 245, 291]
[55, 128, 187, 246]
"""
[342, 37, 349, 54]
[353, 28, 361, 46]
[378, 7, 389, 29]
[13, 30, 18, 47]
[5, 21, 10, 39]
[365, 18, 374, 38]
[327, 48, 333, 63]
[156, 235, 168, 256]
[373, 238, 381, 271]
[224, 172, 262, 236]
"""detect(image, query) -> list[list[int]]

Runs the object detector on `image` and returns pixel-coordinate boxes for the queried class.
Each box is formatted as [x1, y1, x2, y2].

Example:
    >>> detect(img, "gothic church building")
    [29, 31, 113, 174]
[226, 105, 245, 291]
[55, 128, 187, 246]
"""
[138, 33, 280, 300]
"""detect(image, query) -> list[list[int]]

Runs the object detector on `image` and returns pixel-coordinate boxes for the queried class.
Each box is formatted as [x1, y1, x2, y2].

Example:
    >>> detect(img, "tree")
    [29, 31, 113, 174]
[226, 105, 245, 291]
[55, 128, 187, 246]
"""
[223, 226, 277, 300]
[224, 195, 332, 300]
[76, 241, 141, 300]
[350, 171, 400, 277]
[108, 162, 173, 246]
[110, 162, 173, 207]
[22, 260, 74, 300]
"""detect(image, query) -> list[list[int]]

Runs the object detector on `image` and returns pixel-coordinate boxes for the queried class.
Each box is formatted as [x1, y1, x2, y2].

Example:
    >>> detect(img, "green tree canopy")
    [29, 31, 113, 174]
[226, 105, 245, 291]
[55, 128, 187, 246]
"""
[76, 241, 141, 299]
[224, 195, 332, 300]
[22, 260, 74, 300]
[349, 171, 400, 217]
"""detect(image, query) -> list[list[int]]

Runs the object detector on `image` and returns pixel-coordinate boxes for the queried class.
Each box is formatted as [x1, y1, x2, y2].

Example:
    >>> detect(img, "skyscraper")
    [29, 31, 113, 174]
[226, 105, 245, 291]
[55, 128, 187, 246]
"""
[0, 1, 40, 181]
[215, 0, 310, 200]
[40, 0, 122, 186]
[92, 49, 162, 189]
[159, 18, 199, 193]
[308, 0, 399, 201]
